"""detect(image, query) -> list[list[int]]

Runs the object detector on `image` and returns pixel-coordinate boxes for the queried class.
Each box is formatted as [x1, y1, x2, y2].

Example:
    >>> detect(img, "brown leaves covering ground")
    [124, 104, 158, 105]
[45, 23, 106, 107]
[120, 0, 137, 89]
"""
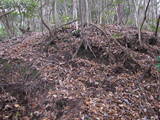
[0, 25, 160, 120]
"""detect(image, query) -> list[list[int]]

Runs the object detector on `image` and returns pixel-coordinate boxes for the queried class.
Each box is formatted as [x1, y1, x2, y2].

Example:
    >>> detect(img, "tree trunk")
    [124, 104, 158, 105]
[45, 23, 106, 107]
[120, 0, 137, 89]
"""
[54, 0, 59, 26]
[79, 0, 89, 26]
[73, 0, 78, 29]
[116, 1, 124, 25]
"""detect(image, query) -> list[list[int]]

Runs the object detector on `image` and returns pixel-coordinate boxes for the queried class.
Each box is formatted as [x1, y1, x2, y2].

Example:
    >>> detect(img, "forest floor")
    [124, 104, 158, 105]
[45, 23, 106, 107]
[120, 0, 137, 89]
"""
[0, 24, 160, 120]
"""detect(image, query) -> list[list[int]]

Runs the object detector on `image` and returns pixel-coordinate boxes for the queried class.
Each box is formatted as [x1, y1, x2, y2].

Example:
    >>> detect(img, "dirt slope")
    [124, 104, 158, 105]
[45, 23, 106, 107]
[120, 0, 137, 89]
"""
[0, 25, 160, 120]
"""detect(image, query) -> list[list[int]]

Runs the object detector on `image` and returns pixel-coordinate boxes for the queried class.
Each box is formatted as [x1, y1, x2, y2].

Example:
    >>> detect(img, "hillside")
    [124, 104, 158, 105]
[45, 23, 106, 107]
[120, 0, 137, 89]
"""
[0, 25, 160, 120]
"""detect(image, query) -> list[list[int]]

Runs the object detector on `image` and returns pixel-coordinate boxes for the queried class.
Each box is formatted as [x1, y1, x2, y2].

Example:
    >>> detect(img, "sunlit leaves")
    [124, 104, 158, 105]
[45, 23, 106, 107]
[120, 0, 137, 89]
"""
[62, 15, 71, 23]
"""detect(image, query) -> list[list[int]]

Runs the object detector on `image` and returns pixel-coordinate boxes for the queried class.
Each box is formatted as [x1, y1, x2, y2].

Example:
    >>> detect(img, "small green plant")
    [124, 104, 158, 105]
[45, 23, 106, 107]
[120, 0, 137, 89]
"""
[156, 56, 160, 71]
[62, 15, 71, 23]
[112, 33, 123, 39]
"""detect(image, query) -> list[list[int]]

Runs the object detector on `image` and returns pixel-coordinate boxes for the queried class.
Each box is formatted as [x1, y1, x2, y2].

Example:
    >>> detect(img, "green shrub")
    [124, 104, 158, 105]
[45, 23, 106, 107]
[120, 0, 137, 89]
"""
[62, 15, 71, 23]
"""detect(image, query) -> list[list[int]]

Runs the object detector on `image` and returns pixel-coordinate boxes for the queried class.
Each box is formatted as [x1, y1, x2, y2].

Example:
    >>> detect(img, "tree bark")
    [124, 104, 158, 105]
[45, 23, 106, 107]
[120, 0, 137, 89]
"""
[79, 0, 89, 26]
[54, 0, 59, 26]
[73, 0, 78, 29]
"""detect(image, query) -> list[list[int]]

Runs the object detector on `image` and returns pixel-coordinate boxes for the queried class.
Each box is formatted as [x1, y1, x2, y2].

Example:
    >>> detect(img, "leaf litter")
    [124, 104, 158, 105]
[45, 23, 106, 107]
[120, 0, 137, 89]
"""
[0, 25, 160, 120]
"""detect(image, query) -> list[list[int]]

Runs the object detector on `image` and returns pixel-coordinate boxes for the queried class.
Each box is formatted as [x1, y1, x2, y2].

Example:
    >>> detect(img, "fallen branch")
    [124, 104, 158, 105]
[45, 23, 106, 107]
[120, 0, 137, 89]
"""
[56, 19, 78, 29]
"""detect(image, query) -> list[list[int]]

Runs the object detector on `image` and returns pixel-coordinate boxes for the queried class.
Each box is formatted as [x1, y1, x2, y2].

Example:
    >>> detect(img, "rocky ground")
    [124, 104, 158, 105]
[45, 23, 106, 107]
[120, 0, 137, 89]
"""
[0, 24, 160, 120]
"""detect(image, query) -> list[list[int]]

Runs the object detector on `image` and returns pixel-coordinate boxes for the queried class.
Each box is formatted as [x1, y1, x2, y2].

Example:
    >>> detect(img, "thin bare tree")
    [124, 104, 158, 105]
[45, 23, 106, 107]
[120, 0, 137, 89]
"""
[138, 0, 151, 45]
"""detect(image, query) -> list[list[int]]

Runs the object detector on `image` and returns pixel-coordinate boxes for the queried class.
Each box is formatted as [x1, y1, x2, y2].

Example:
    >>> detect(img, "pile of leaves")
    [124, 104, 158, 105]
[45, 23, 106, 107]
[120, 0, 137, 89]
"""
[0, 25, 159, 120]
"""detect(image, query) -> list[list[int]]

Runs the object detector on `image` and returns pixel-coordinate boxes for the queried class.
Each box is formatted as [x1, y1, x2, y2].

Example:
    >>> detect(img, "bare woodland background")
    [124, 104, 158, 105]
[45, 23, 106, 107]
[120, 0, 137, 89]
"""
[0, 0, 160, 39]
